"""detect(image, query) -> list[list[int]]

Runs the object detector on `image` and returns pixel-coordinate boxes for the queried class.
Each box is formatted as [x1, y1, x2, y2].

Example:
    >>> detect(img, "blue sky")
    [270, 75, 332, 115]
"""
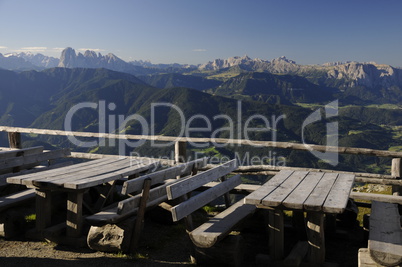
[0, 0, 401, 66]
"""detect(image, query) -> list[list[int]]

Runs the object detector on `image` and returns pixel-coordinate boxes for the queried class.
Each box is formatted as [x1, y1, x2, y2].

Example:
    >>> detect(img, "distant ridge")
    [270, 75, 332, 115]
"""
[59, 47, 134, 71]
[1, 47, 402, 95]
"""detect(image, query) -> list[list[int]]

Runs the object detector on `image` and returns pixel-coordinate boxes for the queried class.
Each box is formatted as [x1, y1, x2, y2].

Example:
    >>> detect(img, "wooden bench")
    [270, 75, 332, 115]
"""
[166, 159, 257, 266]
[0, 146, 71, 238]
[85, 157, 208, 252]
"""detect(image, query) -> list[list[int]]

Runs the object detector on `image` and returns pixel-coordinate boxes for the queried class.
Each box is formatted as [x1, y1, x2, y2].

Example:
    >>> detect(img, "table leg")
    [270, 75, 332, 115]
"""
[269, 209, 284, 260]
[306, 212, 325, 265]
[66, 190, 84, 238]
[35, 189, 52, 232]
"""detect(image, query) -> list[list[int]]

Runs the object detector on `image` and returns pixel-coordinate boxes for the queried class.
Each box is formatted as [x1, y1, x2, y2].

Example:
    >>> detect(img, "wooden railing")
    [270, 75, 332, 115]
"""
[1, 126, 402, 195]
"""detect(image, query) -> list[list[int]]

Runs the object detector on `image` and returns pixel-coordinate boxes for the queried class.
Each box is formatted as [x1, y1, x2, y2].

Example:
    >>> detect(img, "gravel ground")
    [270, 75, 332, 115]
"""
[0, 216, 193, 267]
[0, 210, 364, 267]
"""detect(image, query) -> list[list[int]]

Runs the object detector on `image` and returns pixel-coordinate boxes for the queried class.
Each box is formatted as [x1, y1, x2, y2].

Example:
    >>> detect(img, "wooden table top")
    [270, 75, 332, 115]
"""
[7, 157, 158, 190]
[244, 170, 355, 214]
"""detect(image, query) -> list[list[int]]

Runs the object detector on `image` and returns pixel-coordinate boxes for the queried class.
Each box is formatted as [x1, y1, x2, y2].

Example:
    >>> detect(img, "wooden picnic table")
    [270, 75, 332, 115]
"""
[7, 157, 158, 238]
[244, 169, 355, 265]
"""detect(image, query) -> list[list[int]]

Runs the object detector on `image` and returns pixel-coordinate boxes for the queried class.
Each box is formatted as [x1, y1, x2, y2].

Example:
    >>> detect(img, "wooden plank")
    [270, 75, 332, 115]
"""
[261, 171, 309, 207]
[48, 158, 135, 184]
[306, 212, 326, 265]
[86, 192, 169, 225]
[121, 157, 207, 195]
[0, 148, 70, 170]
[323, 173, 355, 213]
[166, 159, 238, 200]
[171, 174, 242, 222]
[0, 161, 73, 187]
[203, 182, 260, 193]
[35, 189, 52, 232]
[118, 178, 180, 215]
[8, 132, 21, 149]
[121, 166, 180, 195]
[0, 146, 46, 174]
[130, 178, 152, 252]
[355, 177, 402, 187]
[26, 158, 129, 186]
[244, 170, 294, 206]
[5, 125, 402, 158]
[350, 192, 402, 205]
[93, 181, 115, 211]
[0, 146, 43, 159]
[66, 190, 84, 238]
[35, 158, 138, 186]
[283, 172, 324, 210]
[175, 141, 187, 163]
[391, 158, 402, 195]
[189, 200, 256, 248]
[269, 209, 284, 260]
[0, 189, 35, 212]
[8, 157, 121, 185]
[7, 157, 110, 184]
[303, 173, 339, 212]
[65, 162, 158, 189]
[85, 206, 122, 225]
[369, 201, 402, 266]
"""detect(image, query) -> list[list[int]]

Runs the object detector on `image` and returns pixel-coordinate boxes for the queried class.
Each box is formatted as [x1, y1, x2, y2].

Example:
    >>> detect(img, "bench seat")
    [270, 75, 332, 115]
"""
[0, 188, 36, 212]
[189, 200, 256, 248]
[86, 158, 208, 226]
[0, 147, 71, 238]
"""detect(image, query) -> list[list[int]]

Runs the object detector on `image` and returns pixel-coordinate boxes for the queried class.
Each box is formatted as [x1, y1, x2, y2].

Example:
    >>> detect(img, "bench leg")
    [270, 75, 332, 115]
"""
[306, 212, 325, 266]
[36, 189, 52, 233]
[66, 190, 84, 238]
[130, 178, 151, 252]
[269, 209, 284, 260]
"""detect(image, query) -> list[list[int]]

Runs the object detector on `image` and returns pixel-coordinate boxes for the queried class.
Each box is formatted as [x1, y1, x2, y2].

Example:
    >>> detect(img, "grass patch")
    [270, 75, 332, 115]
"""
[294, 103, 323, 110]
[25, 214, 36, 222]
[202, 205, 220, 213]
[192, 146, 223, 158]
[348, 130, 364, 135]
[132, 252, 148, 259]
[389, 145, 402, 152]
[357, 206, 370, 227]
[353, 184, 392, 226]
[365, 104, 402, 109]
[89, 147, 99, 153]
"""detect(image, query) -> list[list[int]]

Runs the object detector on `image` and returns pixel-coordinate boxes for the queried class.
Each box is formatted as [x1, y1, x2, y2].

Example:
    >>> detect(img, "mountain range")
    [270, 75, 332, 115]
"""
[1, 47, 401, 94]
[0, 66, 400, 173]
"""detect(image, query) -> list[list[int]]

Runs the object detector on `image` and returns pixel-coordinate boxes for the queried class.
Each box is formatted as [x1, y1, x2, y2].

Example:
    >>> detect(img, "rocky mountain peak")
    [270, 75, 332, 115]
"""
[271, 56, 296, 64]
[59, 47, 77, 68]
[84, 50, 98, 58]
[57, 47, 137, 73]
[199, 55, 269, 71]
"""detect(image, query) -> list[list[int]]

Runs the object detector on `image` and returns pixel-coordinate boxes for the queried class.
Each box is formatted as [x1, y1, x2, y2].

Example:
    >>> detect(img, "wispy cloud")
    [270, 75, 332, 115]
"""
[19, 46, 48, 52]
[0, 46, 8, 50]
[193, 49, 207, 52]
[78, 48, 105, 53]
[52, 47, 66, 52]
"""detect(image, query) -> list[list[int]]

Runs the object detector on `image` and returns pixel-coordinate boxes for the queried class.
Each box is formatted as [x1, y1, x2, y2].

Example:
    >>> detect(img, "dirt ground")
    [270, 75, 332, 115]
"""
[0, 209, 365, 267]
[0, 219, 193, 267]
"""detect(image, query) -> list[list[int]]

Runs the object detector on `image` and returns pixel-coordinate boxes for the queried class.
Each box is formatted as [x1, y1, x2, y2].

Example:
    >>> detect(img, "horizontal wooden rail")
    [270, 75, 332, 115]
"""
[2, 126, 402, 158]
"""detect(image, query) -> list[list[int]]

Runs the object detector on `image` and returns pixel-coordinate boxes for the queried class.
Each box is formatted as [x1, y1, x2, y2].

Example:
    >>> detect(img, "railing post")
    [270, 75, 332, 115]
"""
[8, 132, 22, 149]
[391, 158, 402, 195]
[175, 141, 187, 164]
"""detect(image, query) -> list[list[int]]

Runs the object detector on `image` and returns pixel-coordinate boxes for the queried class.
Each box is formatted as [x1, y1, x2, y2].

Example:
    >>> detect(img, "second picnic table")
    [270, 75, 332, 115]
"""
[7, 157, 157, 238]
[244, 169, 355, 265]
